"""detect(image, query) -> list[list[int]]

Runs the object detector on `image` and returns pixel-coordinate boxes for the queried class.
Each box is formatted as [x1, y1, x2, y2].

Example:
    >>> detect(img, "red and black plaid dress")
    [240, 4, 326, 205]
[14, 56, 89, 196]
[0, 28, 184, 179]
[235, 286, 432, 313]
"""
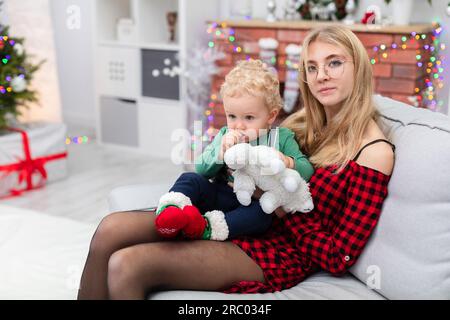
[224, 158, 392, 293]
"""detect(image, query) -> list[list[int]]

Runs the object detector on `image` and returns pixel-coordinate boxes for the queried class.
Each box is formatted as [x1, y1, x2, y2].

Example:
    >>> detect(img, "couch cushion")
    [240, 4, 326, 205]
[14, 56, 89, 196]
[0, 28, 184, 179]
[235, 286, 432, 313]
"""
[349, 95, 450, 299]
[148, 271, 385, 300]
[0, 205, 96, 299]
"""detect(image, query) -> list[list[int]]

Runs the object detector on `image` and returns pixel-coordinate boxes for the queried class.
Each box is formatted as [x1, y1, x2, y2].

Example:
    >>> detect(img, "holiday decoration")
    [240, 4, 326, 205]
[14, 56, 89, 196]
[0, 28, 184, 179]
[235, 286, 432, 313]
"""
[284, 0, 302, 20]
[384, 0, 431, 4]
[258, 37, 279, 75]
[183, 43, 224, 160]
[343, 0, 357, 24]
[370, 22, 445, 112]
[297, 0, 357, 21]
[65, 135, 90, 145]
[283, 44, 302, 113]
[0, 20, 43, 129]
[0, 122, 68, 199]
[266, 1, 277, 22]
[361, 11, 376, 24]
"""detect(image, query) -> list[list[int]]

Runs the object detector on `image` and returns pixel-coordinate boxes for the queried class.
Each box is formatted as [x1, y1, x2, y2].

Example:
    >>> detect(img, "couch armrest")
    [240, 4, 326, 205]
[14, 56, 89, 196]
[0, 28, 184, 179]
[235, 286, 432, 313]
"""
[107, 183, 172, 213]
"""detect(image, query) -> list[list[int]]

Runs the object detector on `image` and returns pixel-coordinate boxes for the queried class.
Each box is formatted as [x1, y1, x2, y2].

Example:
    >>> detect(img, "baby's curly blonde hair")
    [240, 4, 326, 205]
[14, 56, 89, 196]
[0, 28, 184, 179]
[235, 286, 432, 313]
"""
[220, 59, 283, 112]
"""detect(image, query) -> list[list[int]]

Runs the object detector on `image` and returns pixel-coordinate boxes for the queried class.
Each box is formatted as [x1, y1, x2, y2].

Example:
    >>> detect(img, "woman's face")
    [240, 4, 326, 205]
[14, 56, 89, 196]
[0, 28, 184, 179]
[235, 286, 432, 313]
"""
[304, 41, 354, 116]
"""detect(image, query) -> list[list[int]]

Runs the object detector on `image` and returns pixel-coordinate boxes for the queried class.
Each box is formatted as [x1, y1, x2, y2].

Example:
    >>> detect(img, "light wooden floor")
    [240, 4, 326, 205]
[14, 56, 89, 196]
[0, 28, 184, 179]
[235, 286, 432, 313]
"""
[2, 137, 184, 225]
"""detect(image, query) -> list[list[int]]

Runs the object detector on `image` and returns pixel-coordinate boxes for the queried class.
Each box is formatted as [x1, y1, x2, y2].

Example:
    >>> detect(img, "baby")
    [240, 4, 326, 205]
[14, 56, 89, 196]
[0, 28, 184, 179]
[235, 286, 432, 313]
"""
[154, 59, 314, 241]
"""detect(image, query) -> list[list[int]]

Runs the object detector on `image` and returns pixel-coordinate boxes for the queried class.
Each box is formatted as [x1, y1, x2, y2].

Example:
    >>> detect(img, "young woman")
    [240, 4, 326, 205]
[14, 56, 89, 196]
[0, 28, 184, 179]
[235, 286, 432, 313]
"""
[77, 25, 395, 299]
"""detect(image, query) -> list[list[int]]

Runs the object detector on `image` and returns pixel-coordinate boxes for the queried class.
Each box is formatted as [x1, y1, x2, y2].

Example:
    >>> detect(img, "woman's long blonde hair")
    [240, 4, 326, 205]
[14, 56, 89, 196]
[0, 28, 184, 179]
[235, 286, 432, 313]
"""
[281, 25, 380, 172]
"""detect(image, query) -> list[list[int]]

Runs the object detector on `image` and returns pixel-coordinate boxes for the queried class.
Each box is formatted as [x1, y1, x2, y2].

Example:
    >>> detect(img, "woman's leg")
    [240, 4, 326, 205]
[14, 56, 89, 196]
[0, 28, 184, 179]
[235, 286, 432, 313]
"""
[77, 210, 162, 300]
[107, 240, 265, 299]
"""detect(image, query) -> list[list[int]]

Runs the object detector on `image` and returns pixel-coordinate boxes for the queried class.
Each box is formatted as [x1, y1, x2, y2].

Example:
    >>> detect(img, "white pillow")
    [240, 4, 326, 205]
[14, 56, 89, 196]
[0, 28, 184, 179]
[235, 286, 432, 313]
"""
[350, 95, 450, 299]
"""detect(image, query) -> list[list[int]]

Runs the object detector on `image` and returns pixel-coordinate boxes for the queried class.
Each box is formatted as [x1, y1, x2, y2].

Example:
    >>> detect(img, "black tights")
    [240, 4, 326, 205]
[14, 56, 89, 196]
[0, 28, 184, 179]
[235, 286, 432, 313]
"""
[77, 210, 265, 300]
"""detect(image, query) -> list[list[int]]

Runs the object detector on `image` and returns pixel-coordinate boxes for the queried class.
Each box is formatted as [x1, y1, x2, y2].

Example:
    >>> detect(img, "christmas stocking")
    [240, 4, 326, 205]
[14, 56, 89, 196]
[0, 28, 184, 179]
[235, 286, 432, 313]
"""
[283, 44, 302, 113]
[155, 191, 229, 241]
[258, 37, 279, 76]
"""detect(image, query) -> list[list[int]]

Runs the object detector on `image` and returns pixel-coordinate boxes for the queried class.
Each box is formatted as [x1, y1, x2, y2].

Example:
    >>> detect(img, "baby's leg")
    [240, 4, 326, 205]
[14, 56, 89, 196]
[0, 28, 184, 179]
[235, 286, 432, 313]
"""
[224, 201, 273, 239]
[77, 210, 161, 300]
[168, 172, 219, 212]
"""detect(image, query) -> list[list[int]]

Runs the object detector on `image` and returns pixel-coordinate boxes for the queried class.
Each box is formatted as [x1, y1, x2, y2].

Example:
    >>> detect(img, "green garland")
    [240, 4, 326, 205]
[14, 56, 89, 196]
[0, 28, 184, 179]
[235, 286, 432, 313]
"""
[297, 0, 360, 21]
[0, 24, 43, 130]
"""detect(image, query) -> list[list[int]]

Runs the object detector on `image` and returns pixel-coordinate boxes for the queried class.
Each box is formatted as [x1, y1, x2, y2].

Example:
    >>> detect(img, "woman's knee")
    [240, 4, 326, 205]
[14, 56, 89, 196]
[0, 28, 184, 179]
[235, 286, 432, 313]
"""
[107, 244, 166, 294]
[107, 247, 135, 292]
[89, 212, 127, 253]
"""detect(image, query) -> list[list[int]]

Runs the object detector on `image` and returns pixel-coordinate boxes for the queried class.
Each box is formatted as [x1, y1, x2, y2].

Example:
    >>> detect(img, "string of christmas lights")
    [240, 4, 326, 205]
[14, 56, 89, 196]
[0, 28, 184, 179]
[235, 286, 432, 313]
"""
[191, 21, 447, 152]
[370, 21, 445, 111]
[189, 22, 244, 153]
[65, 135, 89, 145]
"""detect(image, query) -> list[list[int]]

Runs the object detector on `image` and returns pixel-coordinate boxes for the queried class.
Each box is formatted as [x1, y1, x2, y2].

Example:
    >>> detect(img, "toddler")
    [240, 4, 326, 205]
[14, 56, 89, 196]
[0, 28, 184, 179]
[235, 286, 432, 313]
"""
[154, 59, 314, 241]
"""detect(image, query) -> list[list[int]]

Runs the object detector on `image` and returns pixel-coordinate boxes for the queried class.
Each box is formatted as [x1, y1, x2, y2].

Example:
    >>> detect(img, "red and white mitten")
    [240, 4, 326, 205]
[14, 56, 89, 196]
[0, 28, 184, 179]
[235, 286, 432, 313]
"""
[154, 192, 192, 238]
[155, 192, 230, 241]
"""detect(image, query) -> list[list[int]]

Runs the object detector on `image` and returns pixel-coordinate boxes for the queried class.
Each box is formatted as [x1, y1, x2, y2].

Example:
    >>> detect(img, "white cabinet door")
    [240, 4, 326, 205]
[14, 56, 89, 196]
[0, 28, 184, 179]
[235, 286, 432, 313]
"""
[138, 99, 187, 160]
[97, 45, 140, 99]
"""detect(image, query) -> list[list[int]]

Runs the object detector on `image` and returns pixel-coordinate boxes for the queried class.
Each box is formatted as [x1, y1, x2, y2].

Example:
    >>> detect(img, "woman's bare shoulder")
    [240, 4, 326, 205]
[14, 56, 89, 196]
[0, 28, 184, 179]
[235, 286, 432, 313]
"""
[356, 120, 395, 176]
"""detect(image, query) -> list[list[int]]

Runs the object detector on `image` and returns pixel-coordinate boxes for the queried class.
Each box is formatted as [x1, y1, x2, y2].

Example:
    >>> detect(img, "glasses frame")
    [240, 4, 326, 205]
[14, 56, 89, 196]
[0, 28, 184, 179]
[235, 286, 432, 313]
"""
[300, 59, 353, 84]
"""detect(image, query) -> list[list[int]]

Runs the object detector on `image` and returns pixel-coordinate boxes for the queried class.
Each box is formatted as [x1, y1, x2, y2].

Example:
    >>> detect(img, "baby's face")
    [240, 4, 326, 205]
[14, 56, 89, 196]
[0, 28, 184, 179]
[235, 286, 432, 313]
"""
[223, 93, 278, 142]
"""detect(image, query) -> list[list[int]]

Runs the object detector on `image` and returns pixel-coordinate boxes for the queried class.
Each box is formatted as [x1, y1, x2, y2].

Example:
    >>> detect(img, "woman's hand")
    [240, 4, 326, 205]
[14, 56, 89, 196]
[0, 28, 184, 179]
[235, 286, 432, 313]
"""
[276, 150, 294, 169]
[253, 187, 288, 218]
[273, 207, 288, 218]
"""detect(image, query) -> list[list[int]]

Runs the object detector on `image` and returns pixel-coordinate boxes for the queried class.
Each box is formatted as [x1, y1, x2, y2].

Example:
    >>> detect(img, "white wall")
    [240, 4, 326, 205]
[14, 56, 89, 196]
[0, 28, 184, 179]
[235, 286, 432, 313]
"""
[49, 0, 96, 130]
[3, 0, 63, 124]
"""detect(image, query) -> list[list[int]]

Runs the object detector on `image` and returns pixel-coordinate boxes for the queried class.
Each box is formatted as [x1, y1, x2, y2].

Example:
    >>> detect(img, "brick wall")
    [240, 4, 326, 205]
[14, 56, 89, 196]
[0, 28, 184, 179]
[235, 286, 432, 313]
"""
[210, 23, 435, 129]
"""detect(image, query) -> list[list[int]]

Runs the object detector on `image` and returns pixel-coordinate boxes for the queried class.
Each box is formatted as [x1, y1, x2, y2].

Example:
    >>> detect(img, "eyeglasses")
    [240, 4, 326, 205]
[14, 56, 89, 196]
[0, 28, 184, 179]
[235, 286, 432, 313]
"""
[300, 59, 352, 84]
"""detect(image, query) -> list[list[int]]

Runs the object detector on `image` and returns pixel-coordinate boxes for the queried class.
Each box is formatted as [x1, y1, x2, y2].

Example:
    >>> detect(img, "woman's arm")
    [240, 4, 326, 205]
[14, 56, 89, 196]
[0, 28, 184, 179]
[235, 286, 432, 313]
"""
[287, 166, 390, 275]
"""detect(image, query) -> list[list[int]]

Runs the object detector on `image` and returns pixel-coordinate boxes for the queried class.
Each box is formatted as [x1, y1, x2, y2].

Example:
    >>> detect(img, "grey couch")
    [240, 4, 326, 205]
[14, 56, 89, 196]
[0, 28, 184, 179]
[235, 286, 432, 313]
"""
[108, 95, 450, 300]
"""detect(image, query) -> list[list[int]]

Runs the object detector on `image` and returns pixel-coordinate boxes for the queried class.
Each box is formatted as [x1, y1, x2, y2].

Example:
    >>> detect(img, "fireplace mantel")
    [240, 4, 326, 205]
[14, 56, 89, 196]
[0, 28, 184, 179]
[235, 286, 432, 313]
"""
[213, 19, 434, 34]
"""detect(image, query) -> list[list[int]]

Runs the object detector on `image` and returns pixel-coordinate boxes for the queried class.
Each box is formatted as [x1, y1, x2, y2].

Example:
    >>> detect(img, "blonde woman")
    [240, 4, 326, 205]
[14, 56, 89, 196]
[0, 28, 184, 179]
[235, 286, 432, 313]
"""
[77, 25, 395, 299]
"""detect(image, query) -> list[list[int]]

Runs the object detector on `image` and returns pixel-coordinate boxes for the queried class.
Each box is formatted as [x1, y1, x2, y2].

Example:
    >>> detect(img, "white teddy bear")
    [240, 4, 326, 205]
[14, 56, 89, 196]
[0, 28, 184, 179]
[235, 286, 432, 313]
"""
[224, 143, 314, 214]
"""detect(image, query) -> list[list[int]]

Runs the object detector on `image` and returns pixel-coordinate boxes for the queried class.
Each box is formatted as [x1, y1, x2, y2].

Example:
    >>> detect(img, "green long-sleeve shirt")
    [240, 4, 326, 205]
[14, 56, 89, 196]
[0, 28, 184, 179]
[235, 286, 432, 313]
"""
[195, 126, 314, 182]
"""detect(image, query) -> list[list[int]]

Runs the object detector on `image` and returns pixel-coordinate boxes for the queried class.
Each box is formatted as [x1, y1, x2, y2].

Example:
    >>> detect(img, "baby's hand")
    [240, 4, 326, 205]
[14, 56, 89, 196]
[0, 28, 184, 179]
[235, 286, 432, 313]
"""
[219, 130, 247, 160]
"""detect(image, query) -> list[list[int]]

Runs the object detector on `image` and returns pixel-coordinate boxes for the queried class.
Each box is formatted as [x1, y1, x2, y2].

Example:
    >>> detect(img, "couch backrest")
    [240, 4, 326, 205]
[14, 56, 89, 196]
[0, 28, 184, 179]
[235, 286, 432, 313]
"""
[350, 95, 450, 299]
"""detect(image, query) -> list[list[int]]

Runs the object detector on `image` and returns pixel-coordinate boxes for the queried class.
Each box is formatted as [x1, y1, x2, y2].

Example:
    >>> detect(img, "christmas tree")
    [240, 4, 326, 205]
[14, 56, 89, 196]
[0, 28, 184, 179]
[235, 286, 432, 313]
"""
[0, 1, 43, 129]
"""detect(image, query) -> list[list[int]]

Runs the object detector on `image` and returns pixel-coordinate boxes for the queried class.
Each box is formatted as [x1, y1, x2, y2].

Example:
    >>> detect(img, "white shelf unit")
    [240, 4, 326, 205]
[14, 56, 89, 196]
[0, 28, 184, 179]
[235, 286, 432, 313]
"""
[93, 0, 221, 158]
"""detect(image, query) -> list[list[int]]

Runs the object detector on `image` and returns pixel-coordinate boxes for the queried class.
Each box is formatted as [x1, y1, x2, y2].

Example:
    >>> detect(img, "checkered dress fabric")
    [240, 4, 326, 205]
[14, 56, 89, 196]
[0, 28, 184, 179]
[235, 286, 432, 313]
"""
[224, 160, 391, 293]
